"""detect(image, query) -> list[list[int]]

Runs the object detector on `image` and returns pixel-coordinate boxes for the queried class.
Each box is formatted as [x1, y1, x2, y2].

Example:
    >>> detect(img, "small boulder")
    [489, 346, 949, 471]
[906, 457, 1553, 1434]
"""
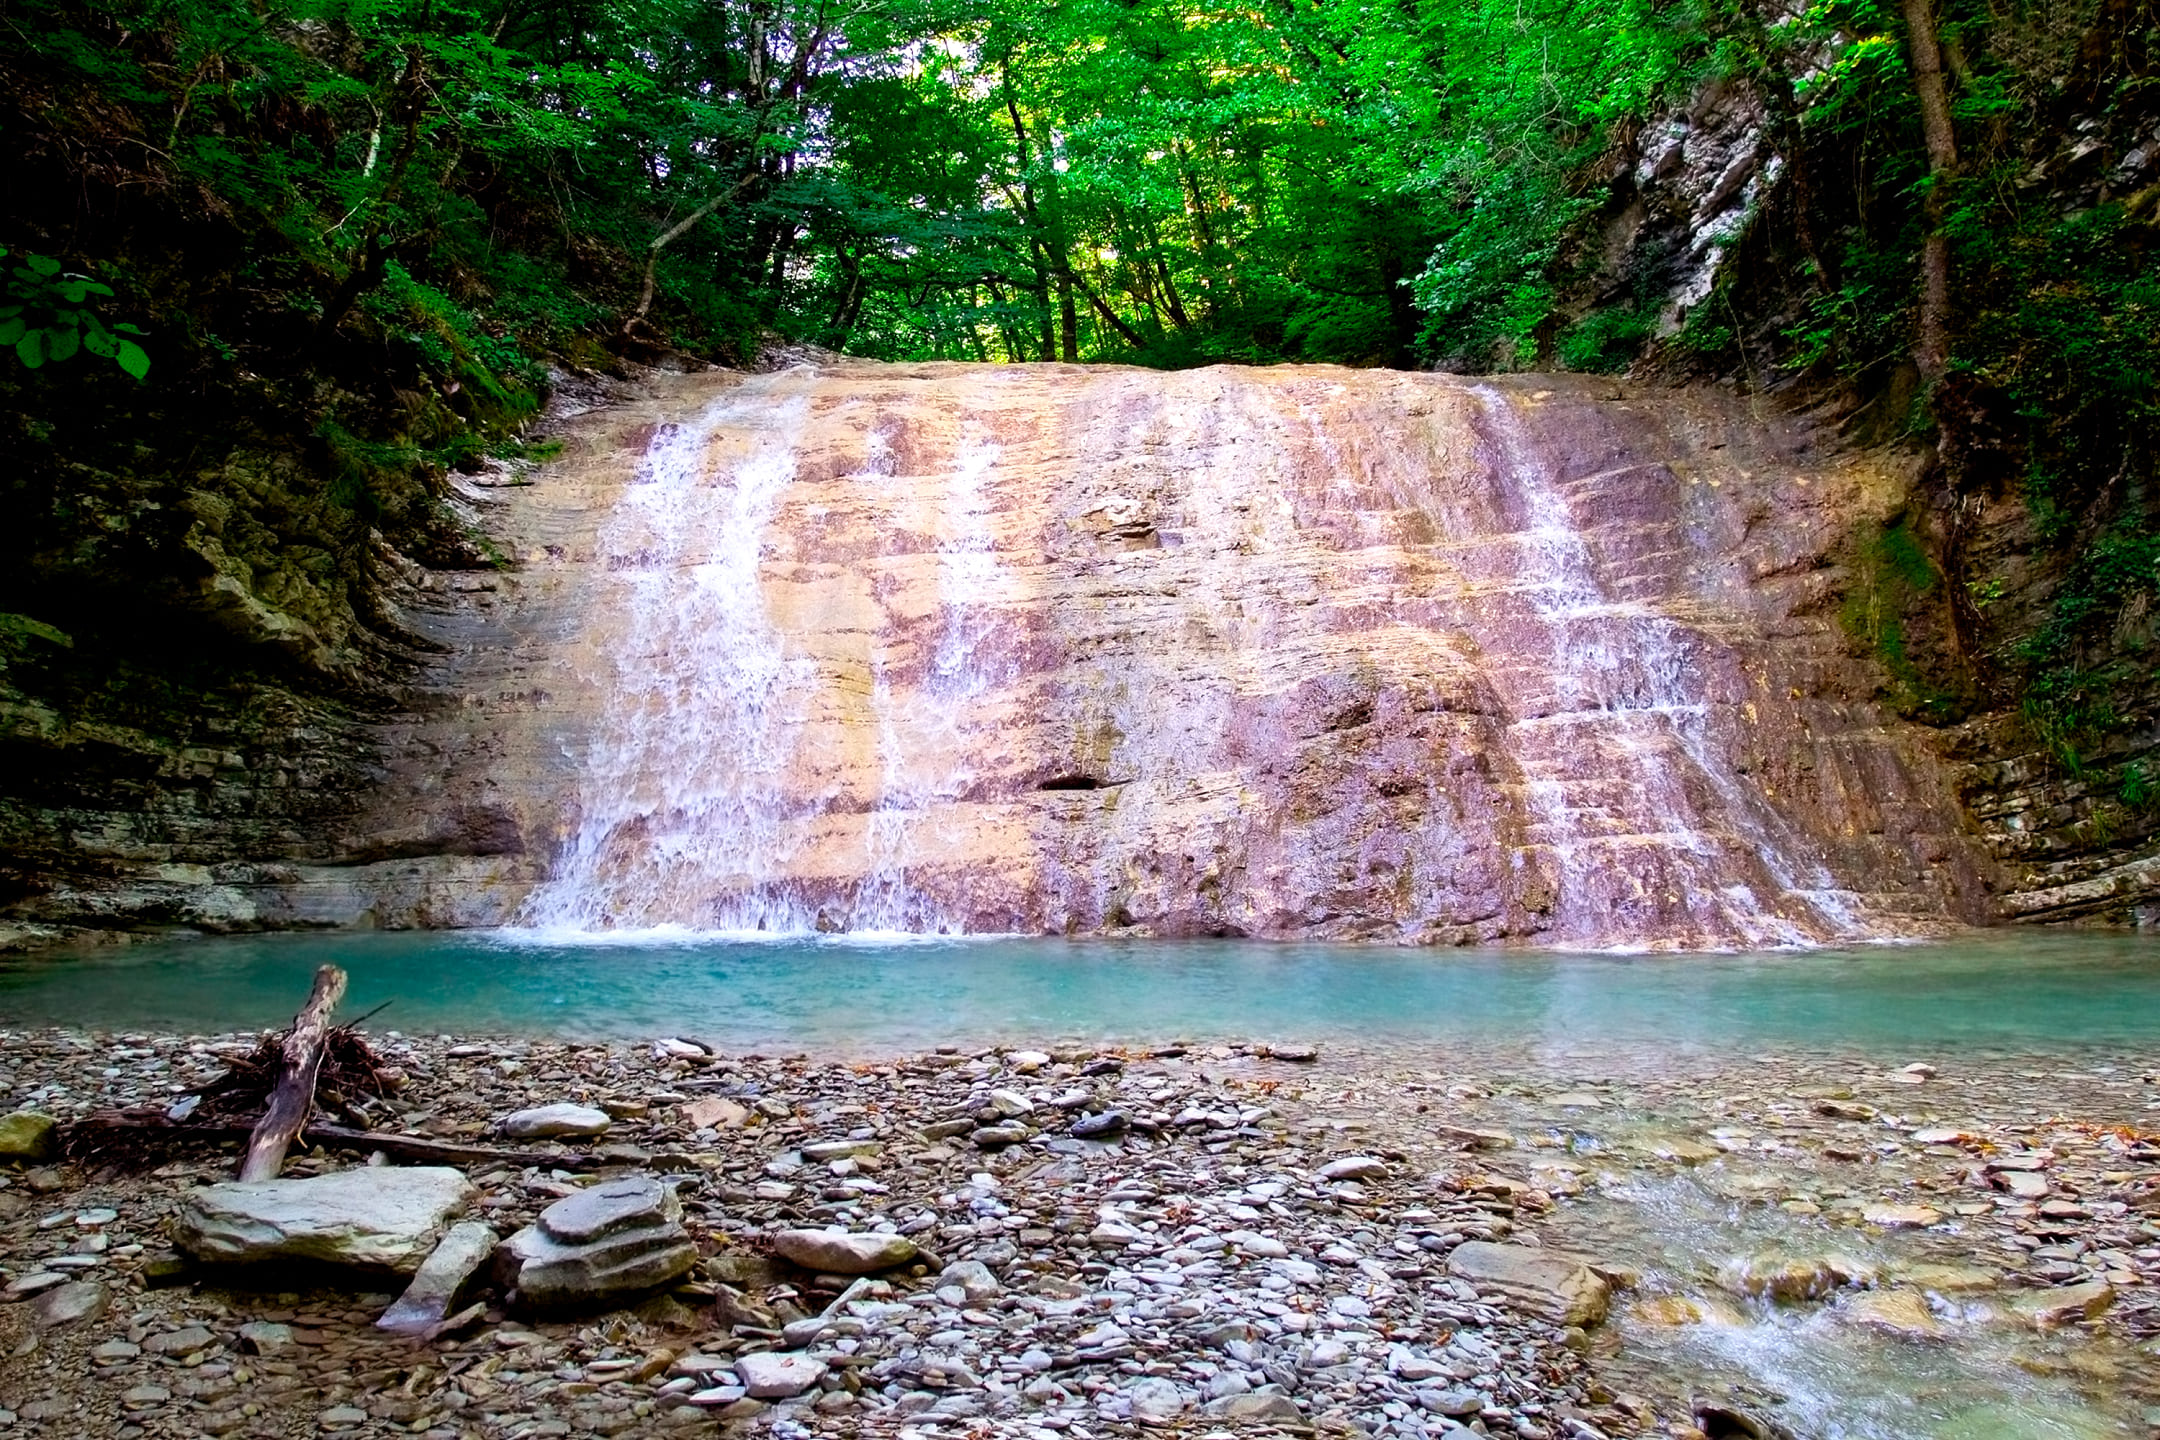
[1859, 1203, 1941, 1229]
[498, 1176, 695, 1309]
[32, 1280, 106, 1329]
[0, 1112, 57, 1163]
[1315, 1156, 1388, 1182]
[682, 1097, 748, 1130]
[499, 1104, 612, 1139]
[1447, 1241, 1611, 1327]
[771, 1228, 918, 1275]
[378, 1222, 499, 1335]
[1128, 1377, 1187, 1425]
[176, 1167, 474, 1273]
[734, 1351, 827, 1398]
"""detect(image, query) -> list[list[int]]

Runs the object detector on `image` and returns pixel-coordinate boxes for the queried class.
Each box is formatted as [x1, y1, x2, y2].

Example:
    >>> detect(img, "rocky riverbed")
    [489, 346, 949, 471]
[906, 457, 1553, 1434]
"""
[0, 1027, 2153, 1440]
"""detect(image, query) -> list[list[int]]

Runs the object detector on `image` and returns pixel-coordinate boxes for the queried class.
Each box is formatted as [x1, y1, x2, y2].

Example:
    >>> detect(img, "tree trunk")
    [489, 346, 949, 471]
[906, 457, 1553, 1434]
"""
[238, 965, 348, 1182]
[1900, 0, 1959, 387]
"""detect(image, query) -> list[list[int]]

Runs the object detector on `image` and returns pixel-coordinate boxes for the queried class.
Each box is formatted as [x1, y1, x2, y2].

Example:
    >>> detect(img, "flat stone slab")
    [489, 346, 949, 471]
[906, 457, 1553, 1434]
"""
[378, 1222, 499, 1335]
[32, 1280, 107, 1328]
[540, 1176, 678, 1244]
[176, 1167, 475, 1273]
[771, 1228, 919, 1274]
[500, 1104, 612, 1139]
[1446, 1241, 1611, 1327]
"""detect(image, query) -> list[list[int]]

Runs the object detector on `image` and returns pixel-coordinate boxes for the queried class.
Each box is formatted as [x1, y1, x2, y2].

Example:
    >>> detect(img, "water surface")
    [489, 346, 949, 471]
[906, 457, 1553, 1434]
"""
[3, 928, 2154, 1054]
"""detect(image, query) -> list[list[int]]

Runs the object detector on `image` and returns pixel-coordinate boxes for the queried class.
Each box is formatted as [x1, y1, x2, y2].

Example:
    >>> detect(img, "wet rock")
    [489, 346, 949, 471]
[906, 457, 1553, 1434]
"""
[770, 1227, 918, 1274]
[2019, 1279, 2114, 1329]
[1447, 1241, 1611, 1326]
[1843, 1288, 1945, 1339]
[377, 1221, 499, 1335]
[734, 1351, 827, 1398]
[499, 1175, 696, 1308]
[1858, 1202, 1941, 1229]
[31, 1280, 106, 1328]
[499, 1103, 612, 1138]
[1898, 1263, 1998, 1294]
[0, 1111, 57, 1161]
[1626, 1294, 1747, 1327]
[1722, 1252, 1875, 1302]
[175, 1166, 474, 1272]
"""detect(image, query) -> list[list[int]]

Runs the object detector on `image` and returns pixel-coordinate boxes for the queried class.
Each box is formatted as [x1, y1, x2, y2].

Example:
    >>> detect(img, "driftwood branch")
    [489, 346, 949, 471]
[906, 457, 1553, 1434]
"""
[239, 964, 348, 1182]
[66, 1111, 619, 1172]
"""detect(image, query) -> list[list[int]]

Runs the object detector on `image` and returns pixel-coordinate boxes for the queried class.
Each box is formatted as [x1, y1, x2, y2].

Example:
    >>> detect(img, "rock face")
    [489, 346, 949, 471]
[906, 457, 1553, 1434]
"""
[1447, 1241, 1612, 1327]
[497, 1176, 696, 1308]
[337, 363, 1990, 949]
[175, 1167, 474, 1272]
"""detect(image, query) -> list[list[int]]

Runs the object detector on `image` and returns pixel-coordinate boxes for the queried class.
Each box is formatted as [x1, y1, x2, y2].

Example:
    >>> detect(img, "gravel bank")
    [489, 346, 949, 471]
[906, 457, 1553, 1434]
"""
[0, 1027, 2153, 1440]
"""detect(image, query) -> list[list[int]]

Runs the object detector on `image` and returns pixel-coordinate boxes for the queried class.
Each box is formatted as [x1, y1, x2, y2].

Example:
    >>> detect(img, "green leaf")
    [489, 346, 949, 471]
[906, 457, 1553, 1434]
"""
[83, 323, 116, 358]
[0, 319, 21, 347]
[15, 330, 43, 368]
[113, 322, 144, 335]
[25, 255, 61, 277]
[116, 339, 150, 380]
[47, 325, 79, 362]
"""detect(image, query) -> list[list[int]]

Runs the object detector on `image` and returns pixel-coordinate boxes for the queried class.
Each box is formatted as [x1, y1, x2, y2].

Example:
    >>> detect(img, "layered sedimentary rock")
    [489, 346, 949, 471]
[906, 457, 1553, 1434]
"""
[290, 360, 1992, 950]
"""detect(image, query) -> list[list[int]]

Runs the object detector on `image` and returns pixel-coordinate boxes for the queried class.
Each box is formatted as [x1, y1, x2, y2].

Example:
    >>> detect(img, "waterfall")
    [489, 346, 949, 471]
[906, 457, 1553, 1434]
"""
[482, 362, 1968, 948]
[1466, 385, 1868, 948]
[520, 374, 817, 933]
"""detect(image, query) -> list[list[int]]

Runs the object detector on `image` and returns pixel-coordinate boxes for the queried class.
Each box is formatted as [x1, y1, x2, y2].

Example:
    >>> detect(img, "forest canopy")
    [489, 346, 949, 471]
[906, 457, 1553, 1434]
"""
[1, 0, 2154, 767]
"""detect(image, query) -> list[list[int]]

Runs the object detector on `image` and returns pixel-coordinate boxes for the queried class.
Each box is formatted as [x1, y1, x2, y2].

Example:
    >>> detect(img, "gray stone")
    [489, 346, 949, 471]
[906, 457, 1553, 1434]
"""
[936, 1259, 1001, 1302]
[733, 1351, 827, 1398]
[176, 1166, 474, 1273]
[1128, 1378, 1187, 1424]
[0, 1112, 56, 1162]
[499, 1176, 694, 1308]
[238, 1321, 295, 1355]
[1446, 1241, 1611, 1326]
[31, 1280, 106, 1328]
[1316, 1155, 1389, 1181]
[1071, 1110, 1129, 1138]
[970, 1122, 1031, 1148]
[770, 1227, 918, 1274]
[378, 1222, 499, 1335]
[143, 1325, 216, 1357]
[499, 1103, 612, 1139]
[1205, 1393, 1307, 1426]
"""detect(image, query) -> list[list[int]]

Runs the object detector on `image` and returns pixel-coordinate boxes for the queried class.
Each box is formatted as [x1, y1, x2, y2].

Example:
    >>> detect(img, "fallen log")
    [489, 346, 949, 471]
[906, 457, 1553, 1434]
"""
[239, 964, 349, 1182]
[64, 1110, 618, 1171]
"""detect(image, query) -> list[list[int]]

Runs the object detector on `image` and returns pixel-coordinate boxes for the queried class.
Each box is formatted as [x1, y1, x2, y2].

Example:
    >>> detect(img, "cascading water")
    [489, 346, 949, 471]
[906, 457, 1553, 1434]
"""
[520, 374, 817, 933]
[522, 370, 1018, 936]
[1465, 386, 1869, 948]
[854, 419, 1010, 932]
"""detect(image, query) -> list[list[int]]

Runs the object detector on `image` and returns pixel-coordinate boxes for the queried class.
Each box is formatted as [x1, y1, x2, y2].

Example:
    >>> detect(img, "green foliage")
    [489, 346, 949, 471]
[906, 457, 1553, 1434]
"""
[0, 249, 149, 378]
[1841, 518, 1961, 719]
